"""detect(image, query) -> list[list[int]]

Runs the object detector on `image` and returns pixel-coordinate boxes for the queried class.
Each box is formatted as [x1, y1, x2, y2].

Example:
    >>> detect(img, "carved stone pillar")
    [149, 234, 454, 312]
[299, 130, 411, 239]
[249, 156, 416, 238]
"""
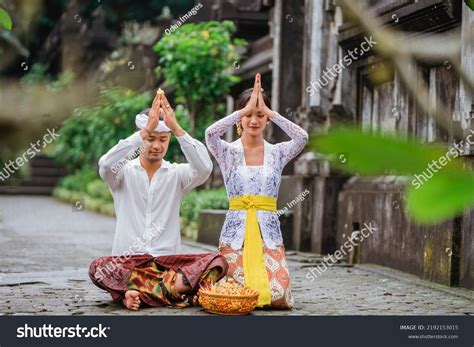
[271, 0, 305, 174]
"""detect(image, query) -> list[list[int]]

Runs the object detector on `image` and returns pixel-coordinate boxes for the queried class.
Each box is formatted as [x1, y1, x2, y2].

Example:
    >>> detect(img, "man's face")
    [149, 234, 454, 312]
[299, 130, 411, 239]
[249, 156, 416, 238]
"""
[141, 131, 171, 163]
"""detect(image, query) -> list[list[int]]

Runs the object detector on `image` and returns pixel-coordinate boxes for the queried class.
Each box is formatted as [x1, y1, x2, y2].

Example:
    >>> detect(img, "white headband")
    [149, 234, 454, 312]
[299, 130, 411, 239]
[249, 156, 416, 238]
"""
[135, 111, 171, 132]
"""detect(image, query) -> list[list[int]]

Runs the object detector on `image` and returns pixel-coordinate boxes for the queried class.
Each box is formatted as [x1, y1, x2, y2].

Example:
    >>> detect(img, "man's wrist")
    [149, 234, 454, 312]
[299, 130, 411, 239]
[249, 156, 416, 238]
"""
[139, 128, 152, 140]
[171, 126, 185, 137]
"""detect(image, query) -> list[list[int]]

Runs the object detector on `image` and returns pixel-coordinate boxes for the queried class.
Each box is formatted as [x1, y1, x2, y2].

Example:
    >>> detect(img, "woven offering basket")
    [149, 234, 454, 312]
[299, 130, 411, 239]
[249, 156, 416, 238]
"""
[198, 278, 259, 315]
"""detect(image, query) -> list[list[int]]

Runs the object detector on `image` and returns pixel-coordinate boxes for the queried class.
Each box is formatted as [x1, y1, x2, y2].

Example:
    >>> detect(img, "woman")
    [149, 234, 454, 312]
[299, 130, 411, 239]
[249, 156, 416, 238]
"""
[205, 73, 308, 309]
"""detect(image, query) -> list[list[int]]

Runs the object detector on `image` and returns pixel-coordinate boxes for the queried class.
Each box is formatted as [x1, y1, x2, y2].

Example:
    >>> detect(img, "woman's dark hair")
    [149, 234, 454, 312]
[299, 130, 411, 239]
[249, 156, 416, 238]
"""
[236, 88, 271, 110]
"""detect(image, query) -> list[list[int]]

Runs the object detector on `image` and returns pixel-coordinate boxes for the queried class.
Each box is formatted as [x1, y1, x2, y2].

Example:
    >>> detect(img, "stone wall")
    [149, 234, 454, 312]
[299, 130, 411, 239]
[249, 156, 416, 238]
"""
[336, 176, 473, 290]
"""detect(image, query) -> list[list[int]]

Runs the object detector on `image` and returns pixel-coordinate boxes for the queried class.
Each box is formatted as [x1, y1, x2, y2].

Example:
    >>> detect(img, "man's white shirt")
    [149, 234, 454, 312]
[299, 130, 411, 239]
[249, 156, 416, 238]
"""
[98, 131, 212, 257]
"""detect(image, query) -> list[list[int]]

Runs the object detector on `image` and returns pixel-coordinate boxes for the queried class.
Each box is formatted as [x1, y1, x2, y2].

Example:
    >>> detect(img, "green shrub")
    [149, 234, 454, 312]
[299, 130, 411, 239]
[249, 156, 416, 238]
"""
[86, 178, 113, 202]
[56, 168, 98, 193]
[52, 187, 72, 201]
[180, 187, 228, 222]
[153, 20, 245, 137]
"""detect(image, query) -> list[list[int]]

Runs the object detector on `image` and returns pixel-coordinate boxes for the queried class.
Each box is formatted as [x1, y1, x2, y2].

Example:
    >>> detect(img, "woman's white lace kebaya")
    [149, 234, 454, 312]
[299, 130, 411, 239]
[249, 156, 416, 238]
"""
[205, 111, 309, 250]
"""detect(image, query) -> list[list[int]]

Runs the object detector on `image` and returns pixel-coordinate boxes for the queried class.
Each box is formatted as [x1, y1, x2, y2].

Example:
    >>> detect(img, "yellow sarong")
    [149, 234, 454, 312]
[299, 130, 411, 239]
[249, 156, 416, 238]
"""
[228, 195, 276, 307]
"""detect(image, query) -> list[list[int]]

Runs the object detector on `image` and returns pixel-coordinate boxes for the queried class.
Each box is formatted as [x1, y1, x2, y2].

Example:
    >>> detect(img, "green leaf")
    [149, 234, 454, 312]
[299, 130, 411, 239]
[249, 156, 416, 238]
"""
[0, 8, 12, 31]
[406, 171, 474, 224]
[311, 127, 461, 175]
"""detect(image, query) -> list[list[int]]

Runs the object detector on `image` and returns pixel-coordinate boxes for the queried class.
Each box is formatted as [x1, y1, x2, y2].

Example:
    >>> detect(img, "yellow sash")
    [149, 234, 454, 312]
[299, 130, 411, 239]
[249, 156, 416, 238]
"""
[228, 195, 276, 307]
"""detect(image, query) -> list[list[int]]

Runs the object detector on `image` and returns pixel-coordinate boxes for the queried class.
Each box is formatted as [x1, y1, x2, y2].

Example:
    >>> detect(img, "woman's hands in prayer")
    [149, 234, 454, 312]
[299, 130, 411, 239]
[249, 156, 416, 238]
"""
[240, 73, 275, 120]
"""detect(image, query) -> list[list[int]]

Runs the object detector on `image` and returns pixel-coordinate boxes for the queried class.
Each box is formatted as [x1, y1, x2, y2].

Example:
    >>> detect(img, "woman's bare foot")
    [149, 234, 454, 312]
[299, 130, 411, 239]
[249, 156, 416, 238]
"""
[123, 290, 141, 311]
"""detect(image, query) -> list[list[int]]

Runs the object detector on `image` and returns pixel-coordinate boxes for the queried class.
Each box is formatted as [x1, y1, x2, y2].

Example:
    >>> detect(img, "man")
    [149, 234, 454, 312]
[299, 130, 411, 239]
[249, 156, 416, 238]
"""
[89, 91, 228, 310]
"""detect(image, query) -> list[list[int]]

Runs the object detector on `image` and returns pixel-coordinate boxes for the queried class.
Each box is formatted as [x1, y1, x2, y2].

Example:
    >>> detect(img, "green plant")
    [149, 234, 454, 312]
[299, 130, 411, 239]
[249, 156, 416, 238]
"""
[153, 20, 245, 136]
[179, 187, 228, 241]
[56, 168, 98, 193]
[86, 178, 113, 202]
[0, 7, 12, 31]
[180, 187, 228, 222]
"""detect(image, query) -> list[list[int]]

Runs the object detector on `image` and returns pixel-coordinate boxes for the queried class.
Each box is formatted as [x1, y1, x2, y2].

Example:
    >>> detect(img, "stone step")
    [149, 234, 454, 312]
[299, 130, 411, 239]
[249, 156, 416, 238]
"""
[30, 166, 66, 177]
[0, 154, 66, 195]
[21, 176, 61, 187]
[29, 155, 61, 168]
[0, 186, 54, 195]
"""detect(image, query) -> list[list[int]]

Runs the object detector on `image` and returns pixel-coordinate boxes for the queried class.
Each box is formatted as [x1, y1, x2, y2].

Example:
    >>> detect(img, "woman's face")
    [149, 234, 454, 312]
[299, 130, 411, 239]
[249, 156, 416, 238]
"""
[240, 108, 268, 137]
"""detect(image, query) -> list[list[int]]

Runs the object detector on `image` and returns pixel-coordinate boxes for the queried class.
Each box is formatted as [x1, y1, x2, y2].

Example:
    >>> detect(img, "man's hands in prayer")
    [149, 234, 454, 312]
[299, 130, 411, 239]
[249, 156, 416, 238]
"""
[139, 90, 185, 138]
[140, 92, 161, 139]
[159, 93, 185, 137]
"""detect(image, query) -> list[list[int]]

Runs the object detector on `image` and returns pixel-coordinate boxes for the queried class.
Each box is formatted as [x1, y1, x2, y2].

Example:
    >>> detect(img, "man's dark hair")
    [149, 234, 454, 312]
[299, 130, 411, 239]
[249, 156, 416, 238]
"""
[139, 108, 151, 116]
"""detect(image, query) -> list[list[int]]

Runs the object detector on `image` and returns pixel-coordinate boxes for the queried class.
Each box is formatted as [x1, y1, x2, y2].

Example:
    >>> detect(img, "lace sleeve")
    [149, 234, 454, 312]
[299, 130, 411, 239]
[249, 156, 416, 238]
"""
[205, 111, 241, 167]
[272, 112, 309, 167]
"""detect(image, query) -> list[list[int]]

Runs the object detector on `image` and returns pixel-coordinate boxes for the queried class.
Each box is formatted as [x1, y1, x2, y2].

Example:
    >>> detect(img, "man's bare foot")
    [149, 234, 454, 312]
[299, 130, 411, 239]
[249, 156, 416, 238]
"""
[193, 295, 199, 306]
[175, 273, 192, 293]
[123, 290, 141, 311]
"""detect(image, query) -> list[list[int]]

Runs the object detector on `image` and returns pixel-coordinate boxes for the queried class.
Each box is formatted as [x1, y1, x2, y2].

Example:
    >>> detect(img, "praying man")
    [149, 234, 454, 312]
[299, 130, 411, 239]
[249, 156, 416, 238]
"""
[88, 90, 228, 310]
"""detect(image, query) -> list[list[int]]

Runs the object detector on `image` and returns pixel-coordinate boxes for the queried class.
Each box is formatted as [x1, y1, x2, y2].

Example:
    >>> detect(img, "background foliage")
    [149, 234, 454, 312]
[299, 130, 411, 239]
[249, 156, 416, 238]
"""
[153, 20, 245, 136]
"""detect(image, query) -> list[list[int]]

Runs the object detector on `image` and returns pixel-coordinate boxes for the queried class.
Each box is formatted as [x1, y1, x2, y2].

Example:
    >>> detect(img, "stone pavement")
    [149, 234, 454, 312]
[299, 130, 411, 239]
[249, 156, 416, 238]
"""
[0, 196, 473, 316]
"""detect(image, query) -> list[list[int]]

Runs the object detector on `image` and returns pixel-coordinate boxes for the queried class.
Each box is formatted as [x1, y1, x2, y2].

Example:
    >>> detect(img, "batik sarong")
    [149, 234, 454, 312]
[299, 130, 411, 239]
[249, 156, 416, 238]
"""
[89, 252, 228, 307]
[219, 245, 294, 309]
